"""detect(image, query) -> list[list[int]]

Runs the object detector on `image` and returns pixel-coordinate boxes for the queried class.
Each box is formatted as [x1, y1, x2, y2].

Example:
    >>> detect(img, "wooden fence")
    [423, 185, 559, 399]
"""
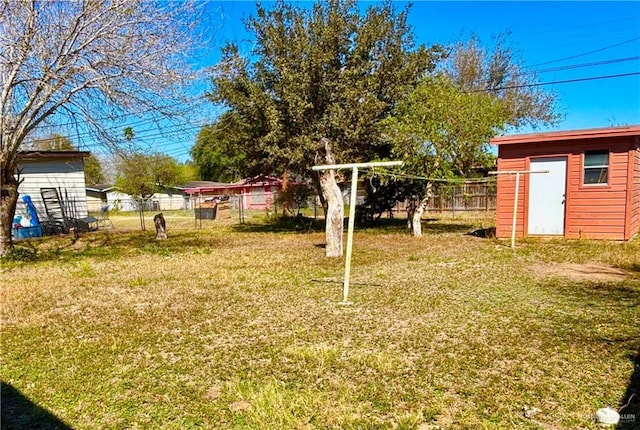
[393, 181, 496, 213]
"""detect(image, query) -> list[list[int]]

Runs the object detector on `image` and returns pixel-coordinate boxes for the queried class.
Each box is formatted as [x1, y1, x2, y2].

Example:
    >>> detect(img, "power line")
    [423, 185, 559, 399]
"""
[535, 56, 640, 75]
[529, 36, 640, 67]
[475, 71, 640, 92]
[33, 94, 209, 130]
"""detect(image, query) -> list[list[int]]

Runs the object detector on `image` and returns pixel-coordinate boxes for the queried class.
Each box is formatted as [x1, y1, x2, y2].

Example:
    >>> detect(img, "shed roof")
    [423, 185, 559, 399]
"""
[490, 125, 640, 146]
[18, 151, 91, 161]
[18, 150, 91, 160]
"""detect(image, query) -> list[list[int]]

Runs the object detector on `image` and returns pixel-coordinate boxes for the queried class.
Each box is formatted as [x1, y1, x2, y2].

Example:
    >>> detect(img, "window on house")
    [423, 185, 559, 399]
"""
[583, 151, 609, 185]
[251, 187, 266, 204]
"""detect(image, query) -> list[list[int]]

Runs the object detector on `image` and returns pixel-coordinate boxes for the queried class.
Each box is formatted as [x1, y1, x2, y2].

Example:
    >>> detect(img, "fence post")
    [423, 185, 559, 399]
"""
[485, 183, 489, 212]
[452, 186, 456, 219]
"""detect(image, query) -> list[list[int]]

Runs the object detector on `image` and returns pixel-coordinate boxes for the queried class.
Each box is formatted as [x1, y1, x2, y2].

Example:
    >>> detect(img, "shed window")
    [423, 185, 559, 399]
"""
[583, 151, 609, 185]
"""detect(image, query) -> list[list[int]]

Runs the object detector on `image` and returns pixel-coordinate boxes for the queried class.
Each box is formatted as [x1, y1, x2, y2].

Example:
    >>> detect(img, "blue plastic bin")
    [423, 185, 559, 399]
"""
[12, 226, 42, 239]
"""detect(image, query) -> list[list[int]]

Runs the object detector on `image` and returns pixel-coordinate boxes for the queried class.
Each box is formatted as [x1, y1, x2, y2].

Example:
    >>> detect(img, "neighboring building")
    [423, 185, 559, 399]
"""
[153, 185, 190, 211]
[491, 125, 640, 241]
[87, 184, 188, 212]
[16, 150, 90, 221]
[86, 184, 116, 212]
[184, 176, 286, 210]
[86, 176, 290, 213]
[85, 184, 138, 212]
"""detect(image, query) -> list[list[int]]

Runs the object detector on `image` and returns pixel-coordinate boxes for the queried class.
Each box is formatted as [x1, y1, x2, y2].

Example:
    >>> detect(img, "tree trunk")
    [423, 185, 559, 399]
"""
[280, 169, 290, 216]
[316, 138, 343, 257]
[0, 168, 20, 257]
[408, 183, 433, 238]
[411, 204, 425, 237]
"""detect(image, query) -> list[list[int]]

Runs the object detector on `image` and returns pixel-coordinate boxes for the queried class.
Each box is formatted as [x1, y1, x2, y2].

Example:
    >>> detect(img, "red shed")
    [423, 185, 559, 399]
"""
[491, 125, 640, 241]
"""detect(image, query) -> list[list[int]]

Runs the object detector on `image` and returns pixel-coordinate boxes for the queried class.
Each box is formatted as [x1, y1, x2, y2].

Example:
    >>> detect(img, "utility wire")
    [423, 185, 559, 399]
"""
[473, 71, 640, 93]
[534, 56, 640, 74]
[529, 36, 640, 67]
[360, 167, 496, 184]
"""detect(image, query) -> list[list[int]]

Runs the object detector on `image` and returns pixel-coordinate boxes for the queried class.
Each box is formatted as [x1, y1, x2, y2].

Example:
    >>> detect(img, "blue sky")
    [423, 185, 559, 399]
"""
[91, 1, 640, 162]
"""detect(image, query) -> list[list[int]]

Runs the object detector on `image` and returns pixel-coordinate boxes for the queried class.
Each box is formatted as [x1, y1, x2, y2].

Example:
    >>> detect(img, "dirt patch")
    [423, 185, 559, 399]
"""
[532, 263, 633, 282]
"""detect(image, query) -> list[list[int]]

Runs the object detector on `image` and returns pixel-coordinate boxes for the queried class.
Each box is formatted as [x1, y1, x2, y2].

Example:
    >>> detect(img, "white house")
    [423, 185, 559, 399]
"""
[16, 150, 90, 222]
[87, 184, 189, 212]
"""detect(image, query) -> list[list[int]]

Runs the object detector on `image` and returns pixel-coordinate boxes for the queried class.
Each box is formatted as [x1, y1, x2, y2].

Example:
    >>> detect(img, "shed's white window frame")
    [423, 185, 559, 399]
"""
[583, 150, 609, 185]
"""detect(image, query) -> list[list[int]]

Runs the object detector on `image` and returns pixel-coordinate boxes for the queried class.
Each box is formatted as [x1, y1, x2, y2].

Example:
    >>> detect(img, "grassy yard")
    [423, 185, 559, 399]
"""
[1, 212, 639, 429]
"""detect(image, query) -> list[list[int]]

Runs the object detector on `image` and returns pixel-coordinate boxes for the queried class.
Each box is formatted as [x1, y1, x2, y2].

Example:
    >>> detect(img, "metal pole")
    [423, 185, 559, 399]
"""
[342, 167, 359, 304]
[311, 160, 403, 304]
[511, 172, 520, 249]
[489, 169, 548, 249]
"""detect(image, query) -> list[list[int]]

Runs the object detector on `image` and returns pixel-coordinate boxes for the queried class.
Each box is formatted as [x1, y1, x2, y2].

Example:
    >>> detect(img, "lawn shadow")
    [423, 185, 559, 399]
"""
[422, 219, 478, 235]
[541, 278, 640, 428]
[4, 229, 228, 264]
[231, 216, 325, 233]
[1, 381, 73, 429]
[618, 351, 640, 430]
[465, 227, 496, 238]
[231, 215, 481, 236]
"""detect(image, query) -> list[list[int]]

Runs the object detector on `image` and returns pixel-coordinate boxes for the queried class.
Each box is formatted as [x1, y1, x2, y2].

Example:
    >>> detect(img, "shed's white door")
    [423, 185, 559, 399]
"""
[528, 157, 567, 235]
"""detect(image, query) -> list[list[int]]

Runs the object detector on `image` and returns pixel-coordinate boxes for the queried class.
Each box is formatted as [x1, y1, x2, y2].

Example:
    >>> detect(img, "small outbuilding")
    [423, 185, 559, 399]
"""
[491, 125, 640, 241]
[16, 150, 90, 215]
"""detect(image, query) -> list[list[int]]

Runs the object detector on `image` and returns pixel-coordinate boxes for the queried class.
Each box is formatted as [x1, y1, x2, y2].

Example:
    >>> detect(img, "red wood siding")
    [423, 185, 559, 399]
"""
[627, 141, 640, 239]
[496, 135, 638, 241]
[495, 154, 526, 238]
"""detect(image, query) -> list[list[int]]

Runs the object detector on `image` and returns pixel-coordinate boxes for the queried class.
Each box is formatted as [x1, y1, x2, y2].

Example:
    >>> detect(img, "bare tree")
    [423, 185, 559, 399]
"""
[0, 0, 202, 255]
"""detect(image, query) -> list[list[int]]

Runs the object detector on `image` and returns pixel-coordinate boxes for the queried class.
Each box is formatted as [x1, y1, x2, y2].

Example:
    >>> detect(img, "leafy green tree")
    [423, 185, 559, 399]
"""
[28, 133, 105, 185]
[191, 115, 247, 182]
[383, 74, 507, 180]
[276, 183, 314, 217]
[375, 35, 561, 215]
[123, 127, 135, 142]
[84, 154, 105, 185]
[29, 133, 75, 151]
[203, 0, 444, 195]
[177, 162, 200, 184]
[115, 153, 185, 198]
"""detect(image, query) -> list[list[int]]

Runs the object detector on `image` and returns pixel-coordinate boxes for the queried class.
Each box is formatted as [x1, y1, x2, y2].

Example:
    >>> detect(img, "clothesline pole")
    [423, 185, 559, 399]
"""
[512, 173, 520, 249]
[489, 170, 549, 248]
[342, 166, 359, 303]
[312, 160, 403, 304]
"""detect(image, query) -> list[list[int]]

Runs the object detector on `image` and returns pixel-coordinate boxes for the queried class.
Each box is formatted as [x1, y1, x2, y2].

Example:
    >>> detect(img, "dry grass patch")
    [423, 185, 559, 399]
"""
[531, 262, 635, 283]
[1, 212, 639, 429]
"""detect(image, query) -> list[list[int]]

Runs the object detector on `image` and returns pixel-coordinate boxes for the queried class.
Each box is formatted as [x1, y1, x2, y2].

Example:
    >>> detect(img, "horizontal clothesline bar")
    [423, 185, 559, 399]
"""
[489, 170, 549, 175]
[312, 161, 403, 171]
[362, 168, 496, 183]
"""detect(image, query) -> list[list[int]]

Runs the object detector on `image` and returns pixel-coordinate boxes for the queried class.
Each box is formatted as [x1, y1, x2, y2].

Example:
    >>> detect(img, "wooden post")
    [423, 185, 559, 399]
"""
[312, 160, 403, 304]
[511, 172, 520, 249]
[489, 170, 549, 248]
[485, 182, 489, 212]
[452, 186, 456, 219]
[342, 166, 359, 304]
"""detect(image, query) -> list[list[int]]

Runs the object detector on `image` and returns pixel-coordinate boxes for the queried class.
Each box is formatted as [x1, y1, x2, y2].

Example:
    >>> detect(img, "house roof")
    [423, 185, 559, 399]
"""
[18, 150, 91, 160]
[183, 176, 284, 195]
[86, 183, 116, 192]
[235, 175, 282, 186]
[490, 125, 640, 146]
[182, 181, 232, 189]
